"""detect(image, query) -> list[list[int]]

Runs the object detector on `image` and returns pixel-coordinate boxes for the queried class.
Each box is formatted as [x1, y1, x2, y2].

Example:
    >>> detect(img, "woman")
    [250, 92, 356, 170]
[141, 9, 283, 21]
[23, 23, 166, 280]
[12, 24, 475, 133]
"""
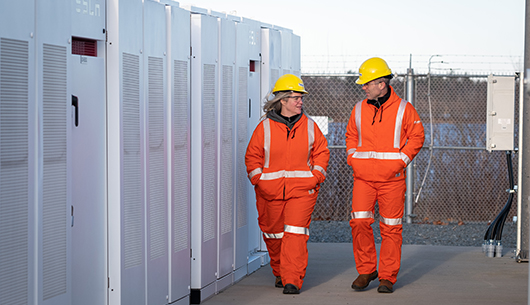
[245, 74, 329, 294]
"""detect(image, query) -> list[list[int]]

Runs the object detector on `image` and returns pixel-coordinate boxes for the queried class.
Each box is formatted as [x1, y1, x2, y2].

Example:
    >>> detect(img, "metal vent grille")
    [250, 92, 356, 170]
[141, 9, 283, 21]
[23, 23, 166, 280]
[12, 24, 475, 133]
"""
[122, 52, 143, 269]
[173, 60, 189, 253]
[202, 63, 216, 242]
[71, 37, 97, 57]
[42, 43, 67, 300]
[271, 69, 279, 88]
[220, 65, 233, 235]
[0, 37, 29, 305]
[147, 56, 166, 260]
[237, 67, 248, 228]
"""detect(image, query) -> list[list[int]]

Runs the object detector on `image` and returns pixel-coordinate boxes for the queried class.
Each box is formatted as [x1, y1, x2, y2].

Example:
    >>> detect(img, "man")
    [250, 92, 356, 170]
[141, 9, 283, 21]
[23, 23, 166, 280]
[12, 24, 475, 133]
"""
[346, 57, 424, 293]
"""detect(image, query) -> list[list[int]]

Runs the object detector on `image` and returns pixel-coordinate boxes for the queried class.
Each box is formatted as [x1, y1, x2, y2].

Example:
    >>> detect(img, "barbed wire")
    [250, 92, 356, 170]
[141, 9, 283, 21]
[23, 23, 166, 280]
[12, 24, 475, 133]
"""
[301, 54, 522, 76]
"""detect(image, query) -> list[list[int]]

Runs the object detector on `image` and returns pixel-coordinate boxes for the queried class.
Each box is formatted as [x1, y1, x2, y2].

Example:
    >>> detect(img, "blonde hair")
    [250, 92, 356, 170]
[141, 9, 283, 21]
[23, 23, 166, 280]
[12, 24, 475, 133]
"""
[262, 91, 291, 116]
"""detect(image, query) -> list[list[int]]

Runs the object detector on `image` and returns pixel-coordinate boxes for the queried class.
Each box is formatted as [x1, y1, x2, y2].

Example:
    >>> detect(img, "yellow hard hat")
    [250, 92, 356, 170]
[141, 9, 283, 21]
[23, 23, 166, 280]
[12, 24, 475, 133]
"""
[356, 57, 392, 84]
[272, 74, 308, 94]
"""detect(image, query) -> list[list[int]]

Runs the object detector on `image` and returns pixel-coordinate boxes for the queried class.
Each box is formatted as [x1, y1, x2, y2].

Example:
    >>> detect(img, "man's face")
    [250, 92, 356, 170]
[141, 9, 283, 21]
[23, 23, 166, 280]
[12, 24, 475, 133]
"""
[362, 79, 384, 100]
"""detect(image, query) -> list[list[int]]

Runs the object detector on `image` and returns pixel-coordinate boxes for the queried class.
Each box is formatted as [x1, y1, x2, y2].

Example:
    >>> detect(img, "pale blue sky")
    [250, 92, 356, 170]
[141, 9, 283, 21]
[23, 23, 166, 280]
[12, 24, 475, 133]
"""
[182, 0, 525, 74]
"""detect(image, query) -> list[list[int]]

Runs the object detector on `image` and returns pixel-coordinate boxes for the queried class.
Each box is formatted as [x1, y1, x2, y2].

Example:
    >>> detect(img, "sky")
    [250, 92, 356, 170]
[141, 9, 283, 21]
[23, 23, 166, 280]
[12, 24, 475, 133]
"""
[180, 0, 525, 74]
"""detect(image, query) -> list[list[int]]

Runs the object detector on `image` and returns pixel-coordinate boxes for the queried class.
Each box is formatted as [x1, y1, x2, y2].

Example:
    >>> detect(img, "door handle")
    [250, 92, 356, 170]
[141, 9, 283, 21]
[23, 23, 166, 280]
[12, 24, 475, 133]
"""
[72, 95, 79, 127]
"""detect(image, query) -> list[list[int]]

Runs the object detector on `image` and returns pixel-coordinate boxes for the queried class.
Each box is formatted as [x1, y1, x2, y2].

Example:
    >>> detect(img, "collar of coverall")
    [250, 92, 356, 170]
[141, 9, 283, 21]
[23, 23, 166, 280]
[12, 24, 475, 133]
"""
[267, 109, 303, 130]
[367, 84, 392, 109]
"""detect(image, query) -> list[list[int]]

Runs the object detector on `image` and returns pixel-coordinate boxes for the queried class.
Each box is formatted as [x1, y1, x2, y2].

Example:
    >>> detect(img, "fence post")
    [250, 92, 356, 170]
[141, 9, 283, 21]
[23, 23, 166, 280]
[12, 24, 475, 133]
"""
[520, 0, 530, 262]
[405, 68, 415, 224]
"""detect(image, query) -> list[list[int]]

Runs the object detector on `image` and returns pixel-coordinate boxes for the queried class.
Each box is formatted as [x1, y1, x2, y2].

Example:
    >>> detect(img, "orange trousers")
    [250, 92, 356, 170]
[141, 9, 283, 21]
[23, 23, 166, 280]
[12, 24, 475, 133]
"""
[349, 179, 406, 284]
[256, 191, 318, 289]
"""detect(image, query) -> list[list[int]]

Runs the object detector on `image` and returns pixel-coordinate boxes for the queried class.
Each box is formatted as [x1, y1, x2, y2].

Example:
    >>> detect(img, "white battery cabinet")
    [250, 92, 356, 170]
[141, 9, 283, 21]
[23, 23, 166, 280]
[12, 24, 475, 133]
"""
[260, 28, 282, 118]
[275, 28, 301, 77]
[277, 27, 293, 76]
[486, 75, 516, 152]
[71, 54, 107, 305]
[240, 18, 264, 272]
[164, 3, 192, 305]
[107, 0, 146, 304]
[291, 34, 301, 77]
[217, 17, 237, 292]
[233, 21, 251, 282]
[190, 12, 220, 304]
[0, 1, 36, 305]
[70, 1, 107, 305]
[108, 1, 193, 304]
[1, 0, 107, 304]
[143, 1, 169, 305]
[37, 2, 72, 305]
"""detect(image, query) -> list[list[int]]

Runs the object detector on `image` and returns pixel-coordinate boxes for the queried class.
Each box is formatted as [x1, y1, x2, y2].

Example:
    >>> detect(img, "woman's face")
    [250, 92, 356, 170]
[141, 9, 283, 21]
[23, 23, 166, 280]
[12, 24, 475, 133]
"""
[280, 92, 304, 117]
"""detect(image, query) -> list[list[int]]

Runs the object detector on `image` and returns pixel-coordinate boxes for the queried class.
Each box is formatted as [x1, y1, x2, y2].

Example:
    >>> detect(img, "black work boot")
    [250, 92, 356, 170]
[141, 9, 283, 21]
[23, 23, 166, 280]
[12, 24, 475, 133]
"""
[282, 283, 300, 294]
[351, 270, 378, 290]
[275, 276, 283, 288]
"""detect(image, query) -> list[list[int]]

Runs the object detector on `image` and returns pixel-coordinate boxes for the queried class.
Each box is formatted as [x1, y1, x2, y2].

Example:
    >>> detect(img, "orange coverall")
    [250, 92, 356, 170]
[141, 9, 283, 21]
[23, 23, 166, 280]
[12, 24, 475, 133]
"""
[345, 86, 424, 284]
[245, 112, 329, 289]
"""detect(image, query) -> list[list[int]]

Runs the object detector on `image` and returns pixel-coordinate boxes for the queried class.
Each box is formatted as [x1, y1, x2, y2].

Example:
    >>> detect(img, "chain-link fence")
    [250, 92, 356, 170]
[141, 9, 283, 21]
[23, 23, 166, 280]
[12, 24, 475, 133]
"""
[303, 73, 519, 223]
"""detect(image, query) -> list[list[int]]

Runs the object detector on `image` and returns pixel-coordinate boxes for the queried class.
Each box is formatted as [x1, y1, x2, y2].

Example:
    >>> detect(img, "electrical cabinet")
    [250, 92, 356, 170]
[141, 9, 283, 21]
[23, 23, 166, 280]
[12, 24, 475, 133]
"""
[0, 1, 36, 304]
[165, 3, 192, 305]
[260, 28, 282, 118]
[144, 1, 169, 304]
[217, 17, 237, 292]
[71, 1, 107, 304]
[233, 21, 251, 282]
[291, 35, 301, 76]
[486, 75, 515, 152]
[240, 17, 264, 274]
[278, 27, 292, 76]
[116, 0, 146, 302]
[190, 12, 219, 303]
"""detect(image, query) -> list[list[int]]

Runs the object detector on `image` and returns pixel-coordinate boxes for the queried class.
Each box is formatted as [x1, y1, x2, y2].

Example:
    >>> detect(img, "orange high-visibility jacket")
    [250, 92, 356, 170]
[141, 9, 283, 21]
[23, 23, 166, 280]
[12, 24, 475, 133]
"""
[346, 86, 425, 182]
[245, 113, 329, 201]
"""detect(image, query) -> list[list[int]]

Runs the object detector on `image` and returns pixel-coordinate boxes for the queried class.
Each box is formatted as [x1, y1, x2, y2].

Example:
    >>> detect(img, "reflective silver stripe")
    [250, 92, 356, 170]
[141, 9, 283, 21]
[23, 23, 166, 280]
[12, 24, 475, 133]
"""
[248, 167, 262, 180]
[352, 151, 409, 165]
[313, 165, 326, 178]
[307, 118, 315, 167]
[347, 148, 356, 156]
[393, 99, 408, 148]
[353, 151, 402, 160]
[263, 119, 271, 168]
[355, 101, 363, 147]
[350, 211, 374, 219]
[401, 152, 411, 165]
[260, 170, 313, 180]
[263, 232, 284, 239]
[380, 217, 402, 226]
[284, 225, 309, 236]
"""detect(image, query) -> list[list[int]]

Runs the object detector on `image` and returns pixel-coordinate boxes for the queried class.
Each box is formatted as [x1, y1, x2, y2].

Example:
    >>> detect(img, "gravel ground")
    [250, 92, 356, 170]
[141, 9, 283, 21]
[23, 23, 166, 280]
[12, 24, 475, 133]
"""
[308, 221, 517, 249]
